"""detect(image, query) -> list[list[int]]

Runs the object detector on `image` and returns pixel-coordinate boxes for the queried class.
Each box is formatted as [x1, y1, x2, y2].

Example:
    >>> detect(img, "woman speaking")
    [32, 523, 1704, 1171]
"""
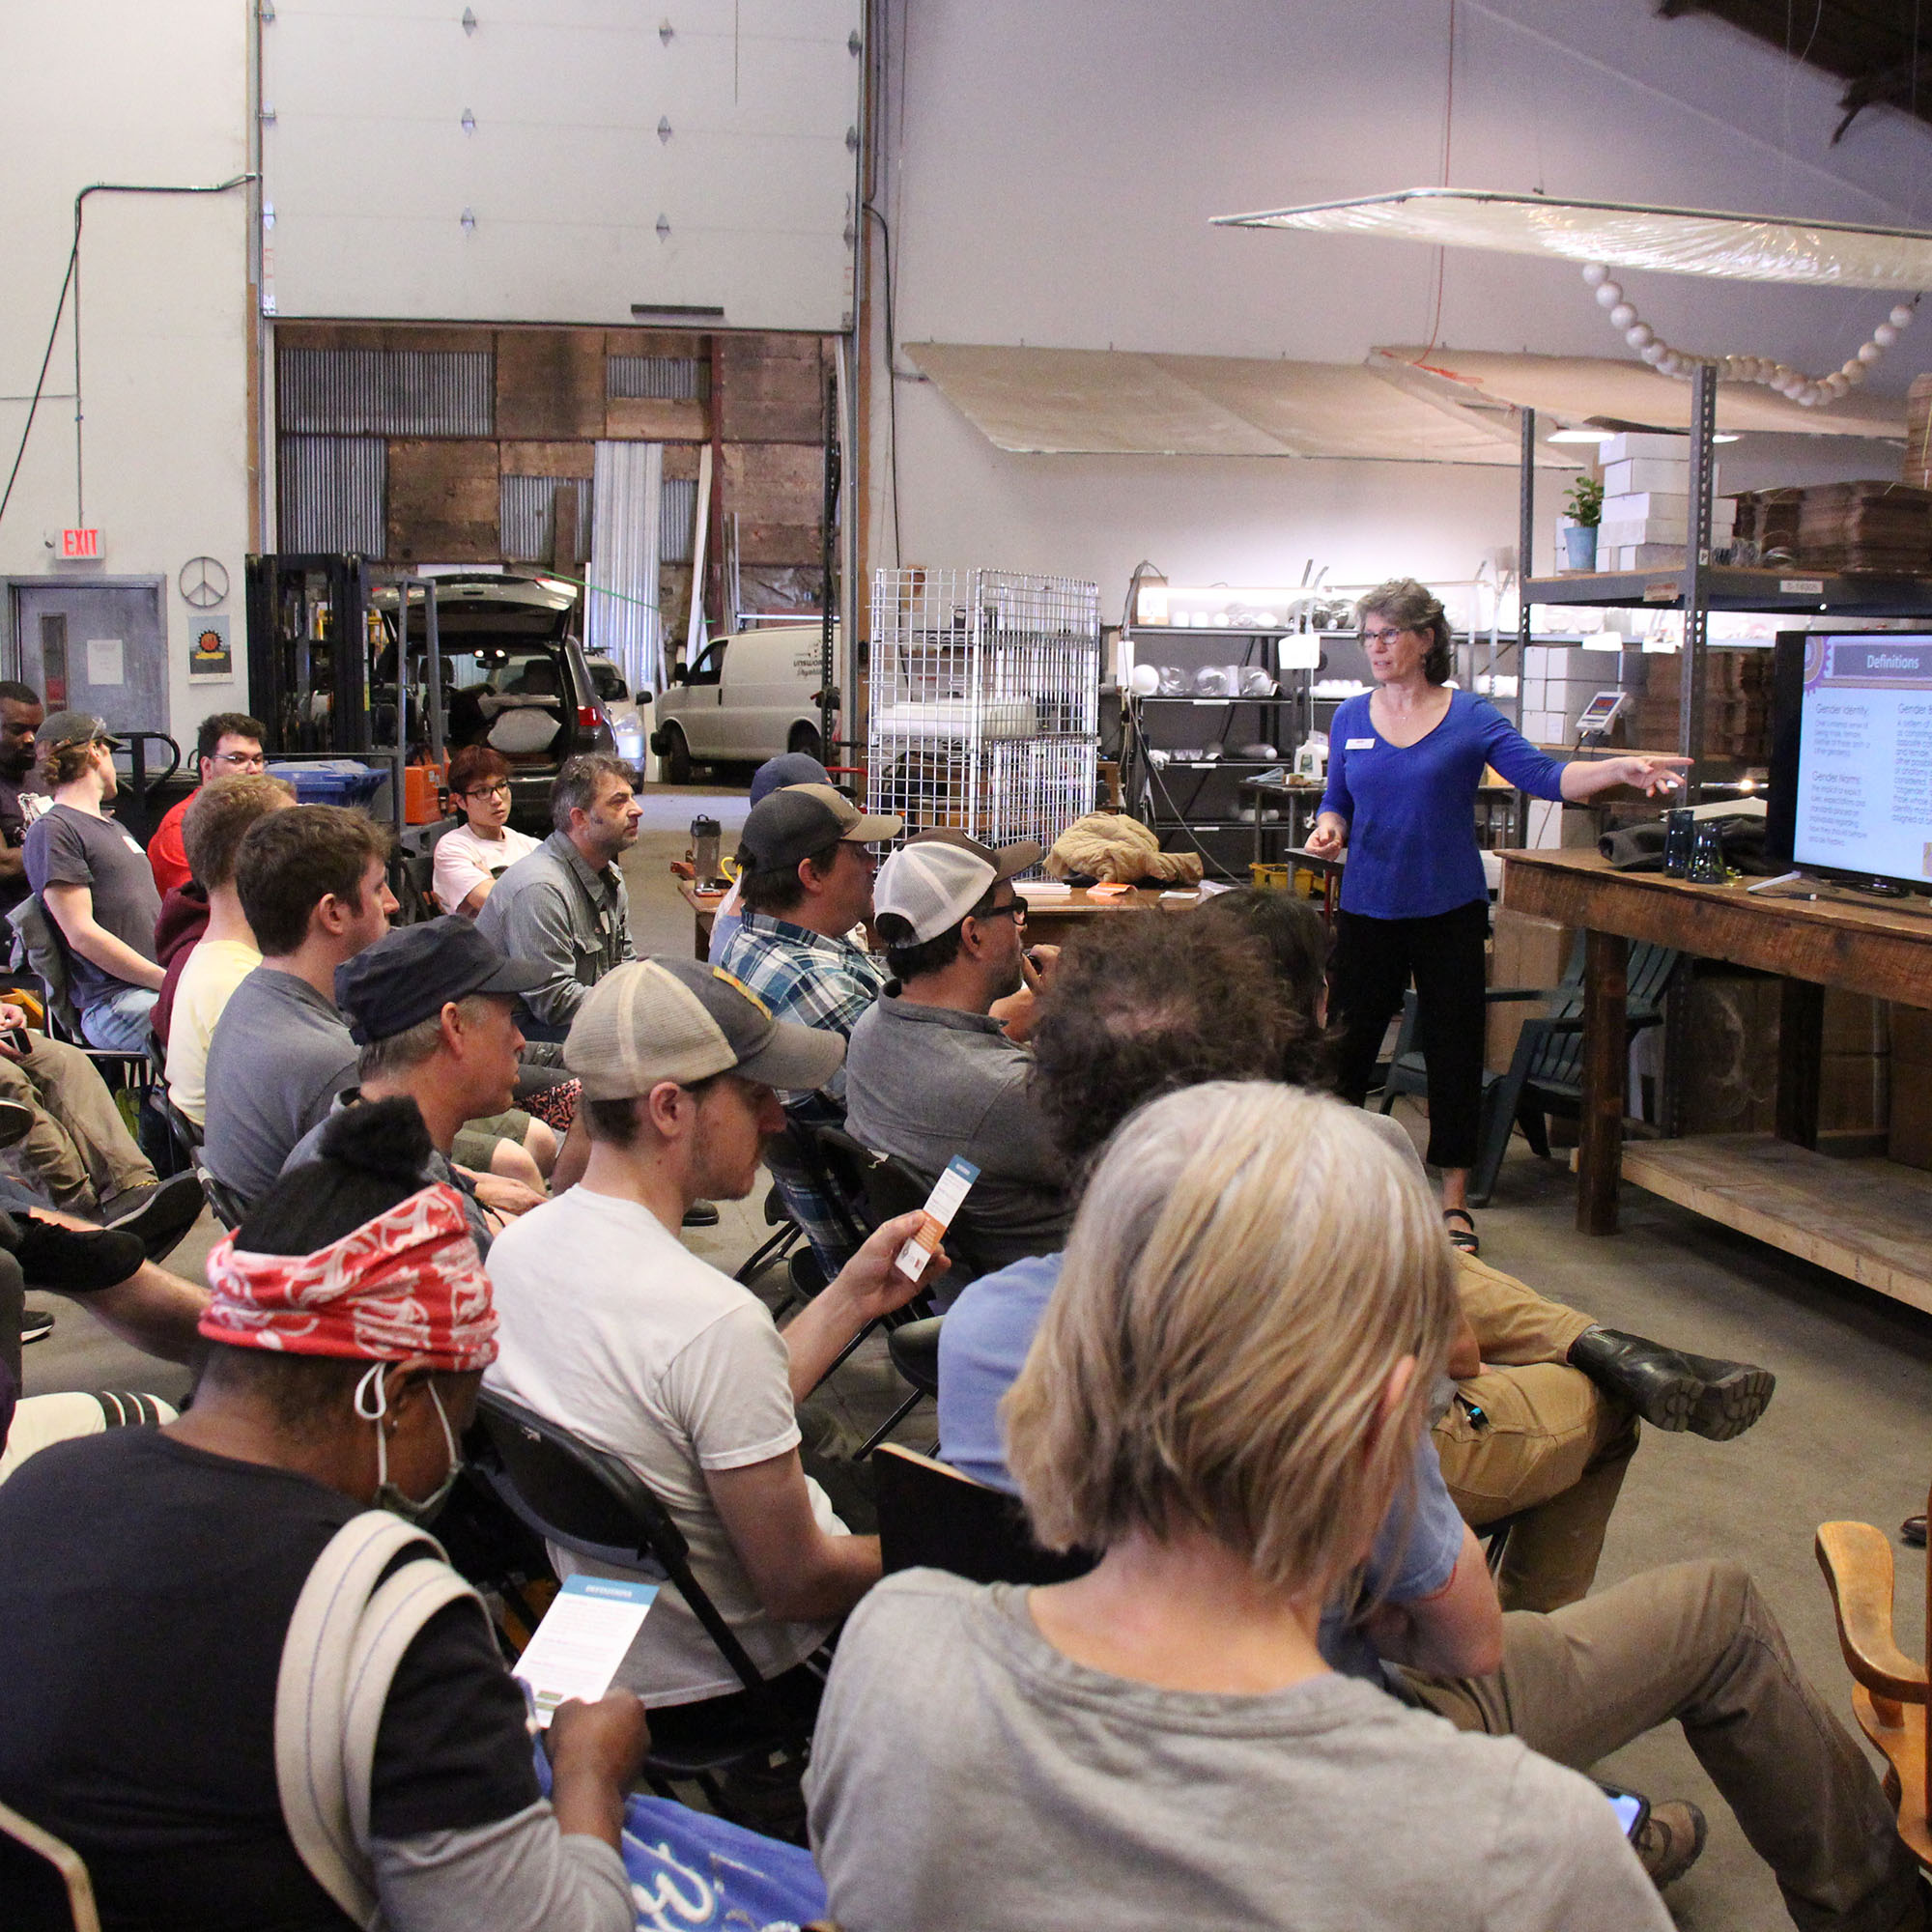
[1306, 579, 1685, 1253]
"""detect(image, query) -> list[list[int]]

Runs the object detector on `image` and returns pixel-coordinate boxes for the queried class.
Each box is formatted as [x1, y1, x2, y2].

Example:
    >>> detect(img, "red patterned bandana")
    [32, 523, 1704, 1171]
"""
[199, 1182, 498, 1370]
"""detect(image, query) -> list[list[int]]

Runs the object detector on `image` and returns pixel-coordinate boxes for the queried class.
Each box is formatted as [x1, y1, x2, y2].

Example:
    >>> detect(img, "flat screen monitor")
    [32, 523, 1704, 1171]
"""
[1767, 631, 1932, 895]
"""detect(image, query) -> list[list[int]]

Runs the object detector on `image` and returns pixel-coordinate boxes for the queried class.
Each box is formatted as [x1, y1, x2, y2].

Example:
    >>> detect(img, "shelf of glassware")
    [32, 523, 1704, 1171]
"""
[1526, 567, 1932, 616]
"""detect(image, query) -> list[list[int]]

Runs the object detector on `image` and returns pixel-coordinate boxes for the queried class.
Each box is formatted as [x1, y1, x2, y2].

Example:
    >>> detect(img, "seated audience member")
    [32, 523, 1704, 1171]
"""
[0, 679, 46, 920]
[1197, 885, 1775, 1448]
[941, 915, 1639, 1614]
[0, 1208, 209, 1480]
[434, 746, 540, 917]
[476, 754, 640, 1042]
[717, 782, 902, 1272]
[705, 752, 836, 963]
[0, 989, 167, 1221]
[487, 957, 932, 1714]
[0, 1099, 645, 1930]
[201, 805, 397, 1205]
[150, 872, 209, 1048]
[282, 918, 549, 1252]
[815, 1083, 1922, 1930]
[809, 1083, 1672, 1931]
[843, 831, 1066, 1271]
[162, 773, 298, 1125]
[22, 710, 165, 1051]
[146, 711, 268, 895]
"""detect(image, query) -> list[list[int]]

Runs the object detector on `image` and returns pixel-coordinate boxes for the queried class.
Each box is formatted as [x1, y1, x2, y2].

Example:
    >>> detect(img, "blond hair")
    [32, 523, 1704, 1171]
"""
[1004, 1082, 1456, 1599]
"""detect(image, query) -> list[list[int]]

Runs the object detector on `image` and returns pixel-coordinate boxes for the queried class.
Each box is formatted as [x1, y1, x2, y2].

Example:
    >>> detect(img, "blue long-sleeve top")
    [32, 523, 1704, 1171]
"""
[1319, 690, 1568, 920]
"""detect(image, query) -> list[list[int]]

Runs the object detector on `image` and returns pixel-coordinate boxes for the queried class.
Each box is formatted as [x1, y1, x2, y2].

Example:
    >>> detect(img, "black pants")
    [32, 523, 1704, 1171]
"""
[1331, 899, 1489, 1174]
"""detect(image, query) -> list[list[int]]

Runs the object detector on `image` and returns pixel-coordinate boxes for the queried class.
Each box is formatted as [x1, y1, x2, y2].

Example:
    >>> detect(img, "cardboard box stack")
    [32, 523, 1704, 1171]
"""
[1731, 487, 1802, 561]
[1633, 647, 1773, 762]
[1519, 642, 1628, 748]
[1595, 432, 1733, 572]
[1792, 482, 1932, 575]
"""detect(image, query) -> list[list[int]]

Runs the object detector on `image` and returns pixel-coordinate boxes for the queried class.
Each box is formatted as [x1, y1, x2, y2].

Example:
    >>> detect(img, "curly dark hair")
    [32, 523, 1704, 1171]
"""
[1191, 888, 1335, 1088]
[1028, 913, 1289, 1178]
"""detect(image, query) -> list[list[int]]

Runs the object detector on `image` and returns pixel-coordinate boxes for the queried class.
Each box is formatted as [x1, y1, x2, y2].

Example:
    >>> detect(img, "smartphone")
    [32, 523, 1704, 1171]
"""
[1599, 1780, 1649, 1841]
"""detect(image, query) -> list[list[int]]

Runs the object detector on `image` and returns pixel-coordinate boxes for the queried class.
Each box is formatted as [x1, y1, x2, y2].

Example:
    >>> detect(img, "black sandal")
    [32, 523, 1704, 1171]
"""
[1443, 1208, 1480, 1256]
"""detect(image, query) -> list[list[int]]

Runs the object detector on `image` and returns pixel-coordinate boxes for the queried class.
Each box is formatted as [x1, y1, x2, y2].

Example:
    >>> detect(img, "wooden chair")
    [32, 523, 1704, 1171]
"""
[1379, 936, 1679, 1207]
[0, 1799, 101, 1932]
[1817, 1510, 1932, 1869]
[874, 1443, 1094, 1587]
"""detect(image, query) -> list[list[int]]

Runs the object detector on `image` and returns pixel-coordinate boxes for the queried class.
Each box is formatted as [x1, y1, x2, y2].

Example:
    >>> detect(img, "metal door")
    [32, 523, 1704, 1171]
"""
[12, 580, 170, 737]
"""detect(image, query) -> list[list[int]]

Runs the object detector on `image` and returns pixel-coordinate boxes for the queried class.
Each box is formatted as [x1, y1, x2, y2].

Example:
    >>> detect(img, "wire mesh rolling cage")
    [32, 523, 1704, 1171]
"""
[867, 569, 1100, 862]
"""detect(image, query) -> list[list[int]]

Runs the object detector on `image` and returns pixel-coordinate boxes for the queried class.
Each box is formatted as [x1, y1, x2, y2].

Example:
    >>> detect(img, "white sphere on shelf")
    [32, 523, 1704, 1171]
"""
[1609, 302, 1636, 329]
[1859, 341, 1884, 364]
[1874, 323, 1899, 348]
[1845, 360, 1867, 384]
[1774, 363, 1795, 384]
[1595, 281, 1623, 308]
[1582, 262, 1609, 286]
[1890, 303, 1916, 328]
[1626, 323, 1655, 349]
[1640, 342, 1666, 365]
[1803, 385, 1823, 406]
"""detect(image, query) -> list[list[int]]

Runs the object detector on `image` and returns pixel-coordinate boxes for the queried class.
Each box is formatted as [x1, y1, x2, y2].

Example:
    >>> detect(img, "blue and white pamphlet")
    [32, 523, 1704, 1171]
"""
[513, 1574, 658, 1725]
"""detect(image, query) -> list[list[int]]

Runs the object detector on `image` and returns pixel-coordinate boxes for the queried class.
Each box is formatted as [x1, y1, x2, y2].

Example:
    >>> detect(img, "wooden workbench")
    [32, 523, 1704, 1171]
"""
[1498, 849, 1932, 1311]
[680, 878, 1186, 960]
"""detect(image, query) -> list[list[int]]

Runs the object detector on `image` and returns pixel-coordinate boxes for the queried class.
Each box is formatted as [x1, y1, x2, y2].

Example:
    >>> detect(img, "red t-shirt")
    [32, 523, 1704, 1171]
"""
[147, 791, 195, 895]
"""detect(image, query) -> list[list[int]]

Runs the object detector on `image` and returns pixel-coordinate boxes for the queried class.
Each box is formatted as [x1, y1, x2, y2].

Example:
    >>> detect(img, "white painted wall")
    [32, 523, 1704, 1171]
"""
[262, 0, 864, 332]
[866, 0, 1932, 606]
[0, 0, 254, 736]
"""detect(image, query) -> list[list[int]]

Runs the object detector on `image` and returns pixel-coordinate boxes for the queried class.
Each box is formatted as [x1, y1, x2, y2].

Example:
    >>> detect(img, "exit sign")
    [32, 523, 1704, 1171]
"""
[60, 528, 100, 559]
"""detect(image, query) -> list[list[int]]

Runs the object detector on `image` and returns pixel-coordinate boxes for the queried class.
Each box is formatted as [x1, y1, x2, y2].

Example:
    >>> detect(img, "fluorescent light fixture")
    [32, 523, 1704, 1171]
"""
[1213, 188, 1932, 290]
[1548, 427, 1615, 443]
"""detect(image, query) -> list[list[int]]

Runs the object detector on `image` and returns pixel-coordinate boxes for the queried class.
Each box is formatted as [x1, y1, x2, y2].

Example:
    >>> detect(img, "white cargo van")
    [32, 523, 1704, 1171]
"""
[651, 624, 836, 781]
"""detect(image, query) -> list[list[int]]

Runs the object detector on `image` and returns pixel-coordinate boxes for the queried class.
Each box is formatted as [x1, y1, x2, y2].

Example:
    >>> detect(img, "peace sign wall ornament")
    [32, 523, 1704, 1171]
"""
[178, 556, 230, 610]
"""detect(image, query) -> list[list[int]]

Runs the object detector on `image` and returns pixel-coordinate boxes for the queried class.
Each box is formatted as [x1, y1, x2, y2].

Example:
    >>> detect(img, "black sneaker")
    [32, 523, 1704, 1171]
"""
[683, 1201, 721, 1229]
[101, 1173, 206, 1264]
[14, 1217, 145, 1294]
[19, 1305, 54, 1345]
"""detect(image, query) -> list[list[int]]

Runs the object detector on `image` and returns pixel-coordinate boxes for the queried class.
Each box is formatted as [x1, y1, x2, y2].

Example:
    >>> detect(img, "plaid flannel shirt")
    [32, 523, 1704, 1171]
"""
[717, 912, 887, 1270]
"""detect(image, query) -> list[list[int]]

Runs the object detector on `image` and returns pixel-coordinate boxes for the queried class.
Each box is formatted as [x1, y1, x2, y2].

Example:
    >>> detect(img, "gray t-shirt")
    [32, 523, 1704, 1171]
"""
[806, 1571, 1670, 1932]
[843, 996, 1068, 1270]
[282, 1090, 494, 1256]
[202, 966, 358, 1206]
[23, 802, 161, 1010]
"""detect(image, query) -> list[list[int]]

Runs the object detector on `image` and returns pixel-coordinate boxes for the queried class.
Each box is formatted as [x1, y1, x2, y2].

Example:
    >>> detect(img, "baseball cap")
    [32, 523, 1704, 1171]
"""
[564, 955, 845, 1100]
[872, 829, 1043, 944]
[737, 782, 902, 876]
[749, 752, 833, 806]
[334, 916, 547, 1045]
[38, 709, 121, 753]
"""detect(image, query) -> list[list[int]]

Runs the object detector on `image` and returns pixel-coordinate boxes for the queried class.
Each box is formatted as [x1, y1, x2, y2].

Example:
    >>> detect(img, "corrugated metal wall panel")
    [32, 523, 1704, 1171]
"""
[278, 348, 495, 436]
[588, 441, 664, 696]
[607, 355, 706, 402]
[278, 436, 386, 554]
[499, 474, 591, 564]
[659, 477, 698, 564]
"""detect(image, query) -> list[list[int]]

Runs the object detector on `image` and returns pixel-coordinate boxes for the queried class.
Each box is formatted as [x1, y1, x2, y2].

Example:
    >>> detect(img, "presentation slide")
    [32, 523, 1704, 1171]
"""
[1793, 635, 1932, 886]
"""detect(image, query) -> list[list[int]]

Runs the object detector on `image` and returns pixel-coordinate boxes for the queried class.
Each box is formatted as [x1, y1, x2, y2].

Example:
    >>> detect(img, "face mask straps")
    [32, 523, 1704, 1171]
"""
[354, 1361, 460, 1525]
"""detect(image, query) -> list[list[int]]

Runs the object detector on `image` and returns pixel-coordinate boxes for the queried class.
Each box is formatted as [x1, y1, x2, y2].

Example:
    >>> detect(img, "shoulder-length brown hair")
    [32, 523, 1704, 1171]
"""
[1358, 578, 1454, 684]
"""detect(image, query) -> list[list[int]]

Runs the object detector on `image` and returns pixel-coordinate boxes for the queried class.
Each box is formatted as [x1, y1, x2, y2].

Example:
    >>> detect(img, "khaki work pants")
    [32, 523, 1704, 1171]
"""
[1407, 1562, 1922, 1932]
[0, 1033, 152, 1213]
[1436, 1252, 1633, 1612]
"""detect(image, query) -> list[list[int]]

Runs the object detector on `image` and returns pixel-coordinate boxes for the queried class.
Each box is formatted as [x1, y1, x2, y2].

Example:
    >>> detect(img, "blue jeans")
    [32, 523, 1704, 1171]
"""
[79, 983, 158, 1053]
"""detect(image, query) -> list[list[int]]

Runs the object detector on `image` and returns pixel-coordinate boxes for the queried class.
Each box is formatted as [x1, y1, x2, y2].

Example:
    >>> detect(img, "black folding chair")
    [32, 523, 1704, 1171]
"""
[873, 1443, 1094, 1586]
[469, 1387, 819, 1816]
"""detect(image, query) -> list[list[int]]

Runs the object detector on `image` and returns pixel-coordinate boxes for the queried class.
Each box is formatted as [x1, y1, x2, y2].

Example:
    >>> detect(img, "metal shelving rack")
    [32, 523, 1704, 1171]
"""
[1516, 371, 1932, 798]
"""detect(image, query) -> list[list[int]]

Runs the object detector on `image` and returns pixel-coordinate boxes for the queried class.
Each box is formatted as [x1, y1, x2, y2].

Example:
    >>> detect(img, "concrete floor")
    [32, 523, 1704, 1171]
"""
[21, 781, 1932, 1929]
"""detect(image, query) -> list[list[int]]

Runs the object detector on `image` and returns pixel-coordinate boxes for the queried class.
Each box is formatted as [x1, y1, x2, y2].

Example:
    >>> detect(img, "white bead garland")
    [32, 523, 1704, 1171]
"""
[1578, 263, 1921, 407]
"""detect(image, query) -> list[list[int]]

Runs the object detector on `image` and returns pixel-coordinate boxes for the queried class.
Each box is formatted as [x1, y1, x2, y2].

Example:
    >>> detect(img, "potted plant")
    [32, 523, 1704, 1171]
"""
[1561, 475, 1604, 572]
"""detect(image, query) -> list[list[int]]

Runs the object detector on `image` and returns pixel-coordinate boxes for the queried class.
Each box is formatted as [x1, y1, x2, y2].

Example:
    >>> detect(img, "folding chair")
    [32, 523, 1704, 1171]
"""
[469, 1388, 820, 1818]
[0, 1799, 100, 1932]
[1379, 937, 1679, 1207]
[873, 1443, 1094, 1586]
[193, 1157, 249, 1234]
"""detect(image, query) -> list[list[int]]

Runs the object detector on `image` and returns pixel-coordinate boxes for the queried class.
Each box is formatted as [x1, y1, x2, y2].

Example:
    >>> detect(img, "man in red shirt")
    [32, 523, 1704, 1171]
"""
[147, 713, 267, 895]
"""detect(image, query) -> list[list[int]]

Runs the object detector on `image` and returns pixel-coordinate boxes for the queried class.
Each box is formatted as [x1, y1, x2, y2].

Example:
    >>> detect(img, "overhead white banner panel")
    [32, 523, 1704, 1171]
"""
[261, 0, 861, 330]
[1215, 189, 1932, 292]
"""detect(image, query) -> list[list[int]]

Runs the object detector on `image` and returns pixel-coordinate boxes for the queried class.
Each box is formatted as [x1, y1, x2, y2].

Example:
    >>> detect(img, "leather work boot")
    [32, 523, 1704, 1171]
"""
[1633, 1801, 1707, 1889]
[1566, 1326, 1775, 1440]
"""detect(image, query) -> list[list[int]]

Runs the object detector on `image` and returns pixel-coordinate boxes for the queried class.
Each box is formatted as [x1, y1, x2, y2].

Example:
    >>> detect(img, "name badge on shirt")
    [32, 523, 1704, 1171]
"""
[1346, 737, 1376, 751]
